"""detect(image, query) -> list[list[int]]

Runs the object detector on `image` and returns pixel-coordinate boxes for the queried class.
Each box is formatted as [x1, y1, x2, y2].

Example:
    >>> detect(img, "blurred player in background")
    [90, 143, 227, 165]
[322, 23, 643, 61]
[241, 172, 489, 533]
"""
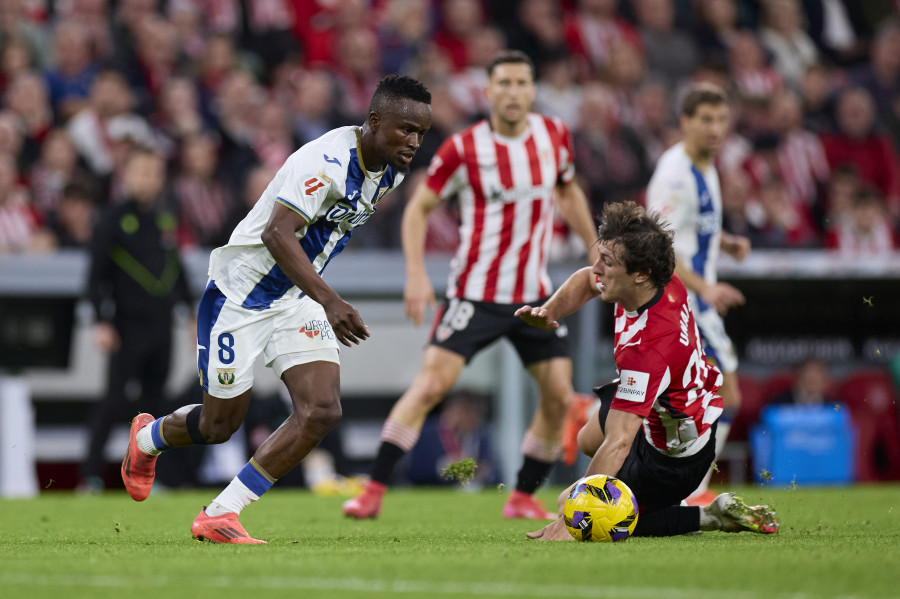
[344, 50, 600, 521]
[645, 83, 751, 506]
[120, 75, 432, 543]
[517, 201, 777, 539]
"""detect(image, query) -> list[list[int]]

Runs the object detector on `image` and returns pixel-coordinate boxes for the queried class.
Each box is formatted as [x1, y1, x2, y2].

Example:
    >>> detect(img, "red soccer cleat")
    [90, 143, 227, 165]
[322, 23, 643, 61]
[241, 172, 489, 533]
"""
[342, 480, 386, 519]
[502, 490, 557, 520]
[562, 393, 595, 466]
[121, 413, 158, 501]
[191, 508, 267, 544]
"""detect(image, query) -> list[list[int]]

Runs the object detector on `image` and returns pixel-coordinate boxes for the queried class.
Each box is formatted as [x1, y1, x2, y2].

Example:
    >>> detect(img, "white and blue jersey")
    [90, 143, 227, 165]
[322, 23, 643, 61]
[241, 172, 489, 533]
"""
[646, 141, 722, 309]
[208, 126, 403, 310]
[646, 142, 737, 373]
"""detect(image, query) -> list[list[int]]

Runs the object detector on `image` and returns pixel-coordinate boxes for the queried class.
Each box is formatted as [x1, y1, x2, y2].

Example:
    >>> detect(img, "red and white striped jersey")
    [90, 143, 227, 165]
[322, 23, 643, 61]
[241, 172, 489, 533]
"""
[604, 275, 724, 457]
[425, 113, 575, 304]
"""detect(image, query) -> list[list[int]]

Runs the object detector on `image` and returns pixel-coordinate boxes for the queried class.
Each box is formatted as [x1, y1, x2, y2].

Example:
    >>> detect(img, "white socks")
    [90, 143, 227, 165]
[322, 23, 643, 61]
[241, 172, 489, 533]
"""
[206, 478, 259, 517]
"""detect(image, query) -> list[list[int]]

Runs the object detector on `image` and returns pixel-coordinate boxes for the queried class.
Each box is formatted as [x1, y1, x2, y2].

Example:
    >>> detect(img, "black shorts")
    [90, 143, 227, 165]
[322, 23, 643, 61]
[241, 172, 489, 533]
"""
[429, 297, 570, 365]
[595, 382, 716, 514]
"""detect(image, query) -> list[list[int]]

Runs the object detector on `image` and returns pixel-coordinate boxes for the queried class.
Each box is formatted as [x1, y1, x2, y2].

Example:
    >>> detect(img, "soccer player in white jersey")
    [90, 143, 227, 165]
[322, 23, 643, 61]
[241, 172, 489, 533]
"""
[344, 51, 600, 521]
[517, 201, 777, 539]
[120, 75, 432, 543]
[644, 83, 751, 506]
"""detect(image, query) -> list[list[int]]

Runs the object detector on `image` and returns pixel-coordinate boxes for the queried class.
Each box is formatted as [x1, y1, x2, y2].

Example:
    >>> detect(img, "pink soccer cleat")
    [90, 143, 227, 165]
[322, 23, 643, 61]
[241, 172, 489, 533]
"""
[342, 480, 387, 519]
[502, 490, 557, 520]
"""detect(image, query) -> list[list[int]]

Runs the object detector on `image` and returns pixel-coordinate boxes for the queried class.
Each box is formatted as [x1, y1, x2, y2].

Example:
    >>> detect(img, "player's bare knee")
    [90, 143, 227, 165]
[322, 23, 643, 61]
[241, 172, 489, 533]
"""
[302, 399, 342, 438]
[201, 419, 238, 444]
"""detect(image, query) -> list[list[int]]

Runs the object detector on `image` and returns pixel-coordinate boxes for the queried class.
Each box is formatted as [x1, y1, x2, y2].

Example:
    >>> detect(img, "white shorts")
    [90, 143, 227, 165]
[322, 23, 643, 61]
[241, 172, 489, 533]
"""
[693, 306, 739, 374]
[197, 281, 340, 399]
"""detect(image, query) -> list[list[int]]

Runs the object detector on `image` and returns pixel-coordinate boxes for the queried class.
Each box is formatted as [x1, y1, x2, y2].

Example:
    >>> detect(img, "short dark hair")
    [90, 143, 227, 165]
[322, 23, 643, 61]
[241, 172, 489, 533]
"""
[487, 50, 535, 80]
[681, 82, 727, 117]
[598, 201, 675, 288]
[369, 74, 431, 114]
[62, 180, 95, 202]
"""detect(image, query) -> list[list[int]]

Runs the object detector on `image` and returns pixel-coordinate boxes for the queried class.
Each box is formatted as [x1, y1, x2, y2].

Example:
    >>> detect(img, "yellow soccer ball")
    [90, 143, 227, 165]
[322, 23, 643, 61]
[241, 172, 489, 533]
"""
[563, 474, 639, 542]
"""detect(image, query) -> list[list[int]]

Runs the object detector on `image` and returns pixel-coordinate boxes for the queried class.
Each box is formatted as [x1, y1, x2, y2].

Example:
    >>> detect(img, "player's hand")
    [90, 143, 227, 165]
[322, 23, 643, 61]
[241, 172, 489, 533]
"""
[722, 234, 751, 262]
[322, 297, 370, 347]
[514, 305, 559, 330]
[404, 271, 436, 326]
[526, 517, 573, 542]
[700, 282, 746, 315]
[94, 322, 120, 352]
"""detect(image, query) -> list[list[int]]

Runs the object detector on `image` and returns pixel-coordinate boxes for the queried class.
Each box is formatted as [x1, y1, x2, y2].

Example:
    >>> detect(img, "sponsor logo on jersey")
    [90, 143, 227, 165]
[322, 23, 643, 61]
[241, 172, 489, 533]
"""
[488, 185, 546, 203]
[300, 319, 334, 340]
[217, 368, 236, 386]
[325, 201, 372, 227]
[615, 369, 649, 402]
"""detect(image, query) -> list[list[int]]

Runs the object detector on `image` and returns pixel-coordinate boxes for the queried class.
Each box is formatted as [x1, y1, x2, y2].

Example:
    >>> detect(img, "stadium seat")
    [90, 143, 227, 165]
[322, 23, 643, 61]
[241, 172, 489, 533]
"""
[837, 369, 900, 482]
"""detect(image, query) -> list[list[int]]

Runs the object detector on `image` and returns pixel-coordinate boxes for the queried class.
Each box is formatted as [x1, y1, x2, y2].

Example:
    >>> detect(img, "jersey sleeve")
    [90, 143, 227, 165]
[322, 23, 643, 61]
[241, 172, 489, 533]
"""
[555, 119, 576, 186]
[610, 345, 671, 418]
[425, 135, 465, 199]
[645, 164, 691, 233]
[273, 148, 342, 223]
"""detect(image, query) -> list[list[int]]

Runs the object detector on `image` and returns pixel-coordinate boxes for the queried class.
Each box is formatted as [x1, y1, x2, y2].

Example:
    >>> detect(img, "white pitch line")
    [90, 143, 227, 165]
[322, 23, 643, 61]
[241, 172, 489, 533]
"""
[0, 573, 875, 599]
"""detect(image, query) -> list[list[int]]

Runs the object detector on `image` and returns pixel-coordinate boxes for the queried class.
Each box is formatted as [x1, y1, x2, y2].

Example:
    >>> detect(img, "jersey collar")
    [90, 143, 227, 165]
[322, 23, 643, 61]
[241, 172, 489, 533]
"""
[356, 127, 388, 180]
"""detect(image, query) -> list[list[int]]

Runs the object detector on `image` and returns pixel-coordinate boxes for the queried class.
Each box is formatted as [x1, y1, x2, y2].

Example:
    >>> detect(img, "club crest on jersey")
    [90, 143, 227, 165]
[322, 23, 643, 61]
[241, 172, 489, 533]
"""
[300, 319, 334, 340]
[374, 185, 390, 204]
[555, 323, 569, 338]
[217, 368, 236, 386]
[435, 324, 454, 342]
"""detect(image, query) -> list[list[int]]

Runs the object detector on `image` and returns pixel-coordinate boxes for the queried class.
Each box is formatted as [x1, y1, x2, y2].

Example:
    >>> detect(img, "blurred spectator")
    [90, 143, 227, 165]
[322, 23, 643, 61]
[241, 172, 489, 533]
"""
[694, 0, 740, 69]
[58, 0, 115, 62]
[770, 89, 831, 229]
[211, 69, 263, 187]
[449, 26, 505, 122]
[753, 177, 820, 247]
[759, 0, 819, 90]
[4, 71, 53, 170]
[800, 63, 836, 133]
[824, 185, 899, 253]
[721, 170, 765, 240]
[151, 76, 208, 158]
[377, 0, 433, 75]
[634, 0, 700, 89]
[0, 38, 36, 96]
[27, 128, 89, 219]
[296, 0, 369, 69]
[632, 79, 677, 165]
[801, 0, 867, 65]
[433, 0, 483, 72]
[849, 18, 900, 126]
[167, 0, 207, 62]
[573, 83, 652, 212]
[534, 49, 582, 129]
[173, 132, 236, 248]
[235, 0, 298, 74]
[0, 0, 51, 70]
[252, 100, 296, 172]
[195, 33, 239, 102]
[0, 110, 24, 166]
[129, 16, 179, 106]
[729, 30, 784, 100]
[602, 40, 646, 126]
[821, 165, 859, 227]
[289, 69, 338, 145]
[0, 150, 54, 253]
[44, 21, 98, 121]
[80, 148, 192, 492]
[820, 87, 900, 218]
[406, 390, 500, 488]
[332, 28, 383, 124]
[563, 0, 641, 81]
[67, 69, 156, 181]
[767, 358, 839, 406]
[51, 180, 97, 248]
[507, 0, 569, 70]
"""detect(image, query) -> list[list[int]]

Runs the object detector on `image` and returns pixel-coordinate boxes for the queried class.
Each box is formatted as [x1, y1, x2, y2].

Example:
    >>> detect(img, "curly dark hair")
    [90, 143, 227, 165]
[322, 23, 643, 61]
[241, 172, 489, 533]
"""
[597, 201, 675, 288]
[369, 74, 431, 114]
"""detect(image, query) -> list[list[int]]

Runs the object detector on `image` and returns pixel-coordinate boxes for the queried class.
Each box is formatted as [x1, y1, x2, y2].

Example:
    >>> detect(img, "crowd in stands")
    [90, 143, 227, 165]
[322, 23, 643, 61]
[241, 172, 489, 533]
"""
[1, 0, 899, 257]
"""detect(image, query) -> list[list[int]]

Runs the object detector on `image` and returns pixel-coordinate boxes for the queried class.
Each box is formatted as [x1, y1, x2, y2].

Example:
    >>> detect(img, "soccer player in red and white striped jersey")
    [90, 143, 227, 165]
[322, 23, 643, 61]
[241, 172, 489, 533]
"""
[518, 201, 777, 539]
[344, 50, 600, 521]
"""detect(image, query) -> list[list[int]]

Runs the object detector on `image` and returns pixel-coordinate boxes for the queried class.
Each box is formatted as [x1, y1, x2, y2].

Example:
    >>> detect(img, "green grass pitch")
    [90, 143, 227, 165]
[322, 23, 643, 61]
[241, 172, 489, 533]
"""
[1, 484, 898, 599]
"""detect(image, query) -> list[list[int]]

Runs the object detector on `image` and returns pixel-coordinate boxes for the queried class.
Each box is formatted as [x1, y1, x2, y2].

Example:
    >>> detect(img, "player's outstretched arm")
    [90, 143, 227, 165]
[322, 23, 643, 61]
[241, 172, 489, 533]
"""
[584, 408, 643, 478]
[515, 266, 599, 329]
[720, 232, 751, 261]
[555, 180, 600, 265]
[401, 184, 443, 326]
[674, 258, 745, 315]
[262, 203, 369, 346]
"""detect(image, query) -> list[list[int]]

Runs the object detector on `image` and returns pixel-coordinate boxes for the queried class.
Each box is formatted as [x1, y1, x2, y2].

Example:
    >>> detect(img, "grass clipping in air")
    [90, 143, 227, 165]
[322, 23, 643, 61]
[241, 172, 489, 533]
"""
[442, 458, 477, 484]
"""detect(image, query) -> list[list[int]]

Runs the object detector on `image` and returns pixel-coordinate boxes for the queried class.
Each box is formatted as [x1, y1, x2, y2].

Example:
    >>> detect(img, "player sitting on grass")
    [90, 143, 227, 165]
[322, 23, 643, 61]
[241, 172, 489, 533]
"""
[515, 201, 778, 539]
